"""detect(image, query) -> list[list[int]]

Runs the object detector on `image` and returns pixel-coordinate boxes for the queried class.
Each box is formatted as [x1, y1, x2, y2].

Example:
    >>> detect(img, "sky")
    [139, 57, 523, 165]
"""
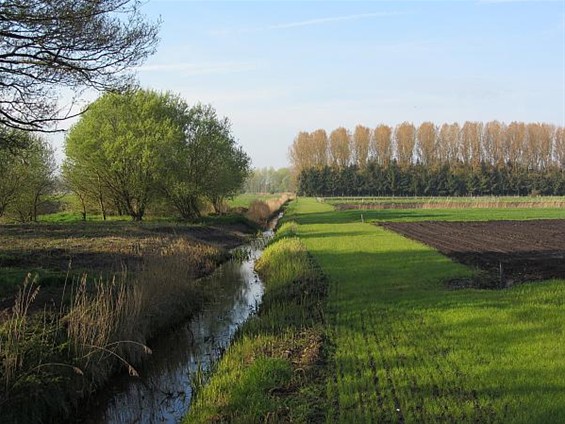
[53, 0, 565, 169]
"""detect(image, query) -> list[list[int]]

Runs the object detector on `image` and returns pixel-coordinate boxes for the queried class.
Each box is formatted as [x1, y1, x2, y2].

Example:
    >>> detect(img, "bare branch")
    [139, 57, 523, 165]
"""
[0, 0, 159, 142]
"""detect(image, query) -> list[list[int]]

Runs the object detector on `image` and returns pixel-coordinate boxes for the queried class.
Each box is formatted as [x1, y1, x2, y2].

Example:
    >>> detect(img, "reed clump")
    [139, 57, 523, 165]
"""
[245, 193, 292, 225]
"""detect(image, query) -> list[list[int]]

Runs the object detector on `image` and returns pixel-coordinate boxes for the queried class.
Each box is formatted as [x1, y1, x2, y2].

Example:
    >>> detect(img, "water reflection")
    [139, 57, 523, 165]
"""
[82, 227, 274, 424]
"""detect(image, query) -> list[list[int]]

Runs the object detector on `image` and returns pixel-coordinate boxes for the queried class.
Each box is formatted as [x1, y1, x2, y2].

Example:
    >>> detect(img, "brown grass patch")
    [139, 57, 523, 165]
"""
[245, 194, 293, 225]
[336, 199, 565, 211]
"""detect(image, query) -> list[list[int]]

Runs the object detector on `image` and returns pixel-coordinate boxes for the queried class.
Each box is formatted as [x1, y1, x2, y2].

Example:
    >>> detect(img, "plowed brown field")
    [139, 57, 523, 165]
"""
[383, 219, 565, 287]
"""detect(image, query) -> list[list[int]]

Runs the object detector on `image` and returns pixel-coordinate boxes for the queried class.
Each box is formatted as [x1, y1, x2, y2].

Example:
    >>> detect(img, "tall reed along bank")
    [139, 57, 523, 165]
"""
[245, 193, 293, 226]
[184, 221, 329, 423]
[0, 209, 281, 422]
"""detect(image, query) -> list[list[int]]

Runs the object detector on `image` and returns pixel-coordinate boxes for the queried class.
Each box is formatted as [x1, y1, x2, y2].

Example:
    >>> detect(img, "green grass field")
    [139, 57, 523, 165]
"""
[292, 203, 564, 225]
[287, 198, 565, 423]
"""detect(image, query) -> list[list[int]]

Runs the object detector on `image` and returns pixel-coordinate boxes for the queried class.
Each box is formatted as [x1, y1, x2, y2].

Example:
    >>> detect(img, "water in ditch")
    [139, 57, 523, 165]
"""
[79, 219, 279, 423]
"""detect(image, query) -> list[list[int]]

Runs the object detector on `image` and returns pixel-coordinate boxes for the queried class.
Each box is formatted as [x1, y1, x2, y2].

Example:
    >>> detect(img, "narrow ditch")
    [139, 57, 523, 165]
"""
[78, 214, 282, 423]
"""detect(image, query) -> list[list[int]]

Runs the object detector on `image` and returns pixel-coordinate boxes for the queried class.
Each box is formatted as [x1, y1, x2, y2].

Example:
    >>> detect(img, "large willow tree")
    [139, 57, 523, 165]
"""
[64, 90, 185, 221]
[64, 91, 250, 221]
[161, 103, 251, 219]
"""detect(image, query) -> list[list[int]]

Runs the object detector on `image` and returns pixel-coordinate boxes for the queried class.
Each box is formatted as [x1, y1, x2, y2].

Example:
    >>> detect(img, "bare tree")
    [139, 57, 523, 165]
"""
[352, 125, 370, 168]
[311, 129, 329, 168]
[0, 0, 159, 147]
[506, 122, 527, 165]
[437, 122, 460, 164]
[329, 127, 351, 168]
[416, 122, 437, 166]
[394, 122, 416, 168]
[372, 124, 392, 166]
[539, 123, 554, 169]
[526, 122, 553, 170]
[289, 131, 312, 175]
[484, 121, 505, 167]
[555, 126, 565, 167]
[460, 121, 483, 167]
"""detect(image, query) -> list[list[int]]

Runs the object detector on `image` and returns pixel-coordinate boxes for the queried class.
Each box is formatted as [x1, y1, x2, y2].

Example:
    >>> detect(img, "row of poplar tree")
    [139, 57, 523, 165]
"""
[291, 121, 564, 197]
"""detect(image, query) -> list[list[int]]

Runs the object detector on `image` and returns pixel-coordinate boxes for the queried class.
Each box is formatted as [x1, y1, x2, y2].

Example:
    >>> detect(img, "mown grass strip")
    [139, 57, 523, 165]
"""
[288, 198, 565, 423]
[185, 230, 329, 423]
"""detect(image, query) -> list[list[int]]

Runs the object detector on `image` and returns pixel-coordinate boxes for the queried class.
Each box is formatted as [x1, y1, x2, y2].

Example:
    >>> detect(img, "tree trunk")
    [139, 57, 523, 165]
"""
[79, 194, 87, 221]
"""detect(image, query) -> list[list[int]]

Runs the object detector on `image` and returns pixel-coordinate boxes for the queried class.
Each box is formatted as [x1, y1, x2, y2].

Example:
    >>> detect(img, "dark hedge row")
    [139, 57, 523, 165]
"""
[297, 161, 565, 197]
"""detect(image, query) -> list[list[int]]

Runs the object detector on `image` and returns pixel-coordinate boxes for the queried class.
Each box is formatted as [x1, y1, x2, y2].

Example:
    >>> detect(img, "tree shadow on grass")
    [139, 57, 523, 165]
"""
[318, 248, 565, 422]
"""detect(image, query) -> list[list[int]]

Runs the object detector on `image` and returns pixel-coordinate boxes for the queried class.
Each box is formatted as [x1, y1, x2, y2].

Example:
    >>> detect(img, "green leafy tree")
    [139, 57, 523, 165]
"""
[244, 167, 293, 193]
[6, 138, 56, 222]
[162, 104, 250, 219]
[64, 90, 185, 221]
[0, 142, 27, 216]
[62, 160, 110, 220]
[204, 145, 251, 214]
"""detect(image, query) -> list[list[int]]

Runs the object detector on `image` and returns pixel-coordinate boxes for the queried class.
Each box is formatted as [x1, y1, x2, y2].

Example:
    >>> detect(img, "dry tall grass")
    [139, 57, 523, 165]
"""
[336, 198, 565, 210]
[246, 194, 292, 225]
[1, 275, 41, 389]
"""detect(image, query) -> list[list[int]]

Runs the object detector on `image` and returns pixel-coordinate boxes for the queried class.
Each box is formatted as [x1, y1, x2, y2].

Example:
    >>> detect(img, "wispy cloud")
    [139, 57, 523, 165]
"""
[263, 12, 405, 30]
[136, 61, 259, 75]
[212, 11, 407, 35]
[476, 0, 531, 3]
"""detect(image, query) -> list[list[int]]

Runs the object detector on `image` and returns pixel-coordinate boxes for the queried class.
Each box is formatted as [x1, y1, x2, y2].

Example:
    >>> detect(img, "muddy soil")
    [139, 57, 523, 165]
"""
[382, 219, 565, 288]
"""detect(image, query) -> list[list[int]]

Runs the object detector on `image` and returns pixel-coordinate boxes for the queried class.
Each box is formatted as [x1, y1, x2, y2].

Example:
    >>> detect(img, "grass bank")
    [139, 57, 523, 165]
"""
[288, 198, 565, 423]
[292, 201, 564, 225]
[185, 222, 329, 423]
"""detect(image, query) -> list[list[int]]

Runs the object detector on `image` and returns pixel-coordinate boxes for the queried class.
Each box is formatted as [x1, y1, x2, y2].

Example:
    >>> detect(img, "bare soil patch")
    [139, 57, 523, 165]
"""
[382, 219, 565, 288]
[0, 221, 251, 273]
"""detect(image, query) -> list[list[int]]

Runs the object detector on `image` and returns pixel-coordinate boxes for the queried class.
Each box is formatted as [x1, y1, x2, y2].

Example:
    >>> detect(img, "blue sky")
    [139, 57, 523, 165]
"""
[81, 1, 565, 168]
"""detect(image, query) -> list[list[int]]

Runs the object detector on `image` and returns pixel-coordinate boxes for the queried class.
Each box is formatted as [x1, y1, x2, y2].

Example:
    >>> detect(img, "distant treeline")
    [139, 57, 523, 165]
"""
[244, 167, 294, 193]
[291, 121, 564, 196]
